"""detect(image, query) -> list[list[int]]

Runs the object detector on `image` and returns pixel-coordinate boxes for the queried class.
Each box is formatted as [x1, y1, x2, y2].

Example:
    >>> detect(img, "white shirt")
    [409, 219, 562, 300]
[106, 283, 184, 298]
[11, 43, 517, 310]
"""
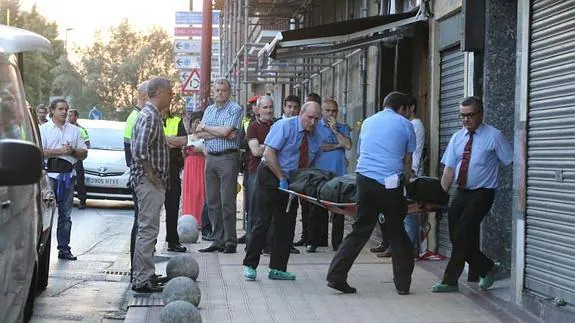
[411, 118, 425, 176]
[40, 120, 87, 179]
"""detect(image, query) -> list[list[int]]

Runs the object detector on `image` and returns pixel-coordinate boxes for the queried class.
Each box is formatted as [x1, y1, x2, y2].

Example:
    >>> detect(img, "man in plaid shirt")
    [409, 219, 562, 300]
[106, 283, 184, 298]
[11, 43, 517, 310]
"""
[130, 76, 172, 293]
[197, 78, 243, 254]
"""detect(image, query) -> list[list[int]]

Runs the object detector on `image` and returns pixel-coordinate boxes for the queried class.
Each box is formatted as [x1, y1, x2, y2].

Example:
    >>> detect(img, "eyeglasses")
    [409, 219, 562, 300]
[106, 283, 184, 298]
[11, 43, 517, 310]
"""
[460, 112, 479, 119]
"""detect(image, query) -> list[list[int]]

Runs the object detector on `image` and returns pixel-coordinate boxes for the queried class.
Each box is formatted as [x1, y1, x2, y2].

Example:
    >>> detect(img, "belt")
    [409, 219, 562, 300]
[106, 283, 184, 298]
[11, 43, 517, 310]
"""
[208, 148, 239, 156]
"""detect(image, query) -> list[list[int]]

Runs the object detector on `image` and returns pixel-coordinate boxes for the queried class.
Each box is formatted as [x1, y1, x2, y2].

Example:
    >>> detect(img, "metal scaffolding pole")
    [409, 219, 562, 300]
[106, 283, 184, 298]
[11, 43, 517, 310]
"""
[244, 0, 249, 106]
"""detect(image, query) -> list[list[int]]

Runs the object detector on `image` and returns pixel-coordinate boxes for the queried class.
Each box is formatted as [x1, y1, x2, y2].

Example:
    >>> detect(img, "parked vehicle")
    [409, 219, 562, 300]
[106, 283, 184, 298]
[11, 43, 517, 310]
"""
[79, 119, 132, 200]
[0, 25, 56, 322]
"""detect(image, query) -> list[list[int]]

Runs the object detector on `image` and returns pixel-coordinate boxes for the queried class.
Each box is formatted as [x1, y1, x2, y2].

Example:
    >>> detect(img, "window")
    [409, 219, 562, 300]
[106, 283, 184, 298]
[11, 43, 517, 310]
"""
[0, 54, 33, 142]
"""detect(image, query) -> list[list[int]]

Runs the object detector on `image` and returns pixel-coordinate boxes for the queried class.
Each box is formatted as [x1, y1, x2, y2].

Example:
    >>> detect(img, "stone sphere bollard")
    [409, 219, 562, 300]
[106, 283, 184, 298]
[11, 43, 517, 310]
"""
[166, 254, 200, 281]
[178, 216, 199, 243]
[162, 276, 201, 307]
[159, 300, 202, 323]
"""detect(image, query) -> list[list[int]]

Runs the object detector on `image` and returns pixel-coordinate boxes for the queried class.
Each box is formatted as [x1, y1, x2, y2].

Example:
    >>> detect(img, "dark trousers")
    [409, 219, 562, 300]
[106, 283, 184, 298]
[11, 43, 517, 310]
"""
[327, 174, 414, 291]
[243, 165, 298, 271]
[164, 166, 181, 244]
[75, 160, 87, 203]
[308, 207, 344, 248]
[201, 201, 212, 236]
[242, 172, 249, 230]
[442, 188, 495, 285]
[298, 199, 311, 243]
[130, 188, 139, 281]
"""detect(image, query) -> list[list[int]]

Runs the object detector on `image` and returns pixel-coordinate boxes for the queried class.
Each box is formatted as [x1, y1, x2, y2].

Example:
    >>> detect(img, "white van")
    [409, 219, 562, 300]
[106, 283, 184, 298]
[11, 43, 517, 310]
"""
[0, 25, 56, 322]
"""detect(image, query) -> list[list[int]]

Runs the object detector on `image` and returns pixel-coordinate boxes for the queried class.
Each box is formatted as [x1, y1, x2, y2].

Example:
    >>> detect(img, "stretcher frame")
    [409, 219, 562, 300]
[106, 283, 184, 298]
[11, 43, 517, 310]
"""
[279, 188, 445, 217]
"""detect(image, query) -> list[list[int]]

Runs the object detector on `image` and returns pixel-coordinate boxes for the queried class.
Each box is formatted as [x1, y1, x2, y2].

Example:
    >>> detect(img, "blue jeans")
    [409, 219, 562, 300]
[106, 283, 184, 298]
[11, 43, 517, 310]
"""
[50, 177, 76, 253]
[404, 213, 420, 251]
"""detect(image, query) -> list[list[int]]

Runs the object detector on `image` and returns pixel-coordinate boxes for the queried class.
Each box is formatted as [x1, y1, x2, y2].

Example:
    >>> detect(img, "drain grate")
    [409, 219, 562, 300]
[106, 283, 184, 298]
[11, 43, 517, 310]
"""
[128, 293, 164, 307]
[101, 270, 131, 276]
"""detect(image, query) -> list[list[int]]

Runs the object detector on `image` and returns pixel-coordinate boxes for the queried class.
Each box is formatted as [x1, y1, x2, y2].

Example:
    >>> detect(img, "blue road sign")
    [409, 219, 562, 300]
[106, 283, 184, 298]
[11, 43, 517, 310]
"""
[88, 107, 102, 120]
[175, 11, 220, 25]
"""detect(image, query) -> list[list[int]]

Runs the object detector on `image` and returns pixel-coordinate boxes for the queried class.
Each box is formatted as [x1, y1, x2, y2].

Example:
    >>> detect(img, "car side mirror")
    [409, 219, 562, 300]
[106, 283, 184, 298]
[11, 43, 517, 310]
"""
[45, 157, 74, 173]
[0, 139, 43, 186]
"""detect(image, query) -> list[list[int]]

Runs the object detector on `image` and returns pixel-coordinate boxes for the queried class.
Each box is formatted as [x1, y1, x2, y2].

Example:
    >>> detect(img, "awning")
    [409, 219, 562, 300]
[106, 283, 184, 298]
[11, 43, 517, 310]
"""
[266, 7, 428, 60]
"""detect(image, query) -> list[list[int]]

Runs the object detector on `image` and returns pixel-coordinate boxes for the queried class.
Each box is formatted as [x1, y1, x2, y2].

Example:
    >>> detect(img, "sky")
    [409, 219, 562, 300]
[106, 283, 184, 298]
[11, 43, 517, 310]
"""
[20, 0, 204, 50]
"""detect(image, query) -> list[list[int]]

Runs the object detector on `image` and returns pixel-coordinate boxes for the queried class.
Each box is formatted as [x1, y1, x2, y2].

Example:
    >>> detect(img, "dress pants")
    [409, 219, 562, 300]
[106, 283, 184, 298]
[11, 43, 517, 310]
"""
[164, 165, 181, 244]
[130, 188, 139, 281]
[74, 160, 87, 203]
[307, 207, 344, 248]
[327, 174, 414, 291]
[205, 153, 240, 248]
[441, 188, 495, 285]
[243, 165, 298, 271]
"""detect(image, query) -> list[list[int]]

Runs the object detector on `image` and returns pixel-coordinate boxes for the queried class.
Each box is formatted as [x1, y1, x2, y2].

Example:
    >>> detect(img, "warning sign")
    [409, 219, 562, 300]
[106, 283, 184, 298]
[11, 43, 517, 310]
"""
[181, 68, 200, 94]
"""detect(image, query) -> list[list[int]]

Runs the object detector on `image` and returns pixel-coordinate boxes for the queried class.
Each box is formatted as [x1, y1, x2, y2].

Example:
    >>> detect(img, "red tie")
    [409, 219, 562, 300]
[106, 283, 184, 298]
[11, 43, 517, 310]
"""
[456, 131, 474, 187]
[298, 131, 309, 169]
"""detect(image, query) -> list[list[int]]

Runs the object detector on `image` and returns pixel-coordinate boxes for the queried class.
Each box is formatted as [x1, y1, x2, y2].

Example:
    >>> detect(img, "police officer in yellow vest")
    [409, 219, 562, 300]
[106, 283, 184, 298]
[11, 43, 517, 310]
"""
[163, 113, 188, 252]
[67, 109, 90, 209]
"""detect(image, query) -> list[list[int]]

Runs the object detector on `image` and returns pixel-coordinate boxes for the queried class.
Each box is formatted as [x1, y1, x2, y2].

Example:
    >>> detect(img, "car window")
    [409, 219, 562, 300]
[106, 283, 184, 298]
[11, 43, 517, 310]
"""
[84, 126, 123, 150]
[0, 54, 33, 142]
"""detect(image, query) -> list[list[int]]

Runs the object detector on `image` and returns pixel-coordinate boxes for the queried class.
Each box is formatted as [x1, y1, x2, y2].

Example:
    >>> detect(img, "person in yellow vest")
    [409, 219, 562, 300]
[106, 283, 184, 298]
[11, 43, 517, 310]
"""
[163, 112, 188, 252]
[67, 109, 90, 209]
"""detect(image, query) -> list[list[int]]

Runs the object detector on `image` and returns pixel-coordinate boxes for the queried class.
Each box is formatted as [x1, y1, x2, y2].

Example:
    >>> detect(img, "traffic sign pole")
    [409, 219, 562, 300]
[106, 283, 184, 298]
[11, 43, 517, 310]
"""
[200, 0, 213, 111]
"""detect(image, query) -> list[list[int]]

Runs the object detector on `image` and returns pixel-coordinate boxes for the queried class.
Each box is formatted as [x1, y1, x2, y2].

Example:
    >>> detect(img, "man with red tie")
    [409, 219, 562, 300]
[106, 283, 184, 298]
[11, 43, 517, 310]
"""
[242, 101, 323, 281]
[432, 96, 513, 293]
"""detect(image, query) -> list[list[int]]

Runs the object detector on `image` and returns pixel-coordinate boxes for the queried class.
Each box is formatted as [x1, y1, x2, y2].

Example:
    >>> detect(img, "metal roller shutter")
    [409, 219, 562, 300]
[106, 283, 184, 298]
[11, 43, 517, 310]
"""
[525, 0, 575, 304]
[438, 46, 465, 256]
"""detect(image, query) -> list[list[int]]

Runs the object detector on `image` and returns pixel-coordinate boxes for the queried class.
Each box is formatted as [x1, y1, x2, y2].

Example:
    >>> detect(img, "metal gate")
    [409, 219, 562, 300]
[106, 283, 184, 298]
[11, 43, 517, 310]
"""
[525, 0, 575, 305]
[437, 46, 465, 256]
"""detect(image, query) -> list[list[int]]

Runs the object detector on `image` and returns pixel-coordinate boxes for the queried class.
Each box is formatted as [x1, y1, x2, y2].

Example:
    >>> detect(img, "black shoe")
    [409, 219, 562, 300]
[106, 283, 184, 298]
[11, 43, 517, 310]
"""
[262, 246, 270, 255]
[167, 243, 187, 252]
[396, 289, 410, 295]
[306, 245, 317, 253]
[150, 274, 171, 285]
[369, 243, 389, 253]
[202, 235, 215, 241]
[78, 201, 87, 209]
[199, 245, 224, 253]
[223, 245, 237, 254]
[332, 243, 341, 251]
[327, 281, 357, 294]
[238, 235, 246, 244]
[131, 281, 163, 293]
[58, 252, 77, 261]
[293, 238, 306, 246]
[290, 246, 300, 254]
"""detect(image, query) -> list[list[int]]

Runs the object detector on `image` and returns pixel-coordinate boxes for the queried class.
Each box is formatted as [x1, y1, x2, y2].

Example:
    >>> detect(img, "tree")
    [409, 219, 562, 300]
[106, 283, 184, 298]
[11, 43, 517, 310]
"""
[77, 20, 179, 118]
[1, 1, 65, 106]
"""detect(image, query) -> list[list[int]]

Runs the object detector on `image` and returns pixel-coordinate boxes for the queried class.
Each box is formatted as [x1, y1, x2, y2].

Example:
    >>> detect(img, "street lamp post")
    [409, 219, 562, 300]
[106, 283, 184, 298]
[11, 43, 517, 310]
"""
[64, 28, 74, 58]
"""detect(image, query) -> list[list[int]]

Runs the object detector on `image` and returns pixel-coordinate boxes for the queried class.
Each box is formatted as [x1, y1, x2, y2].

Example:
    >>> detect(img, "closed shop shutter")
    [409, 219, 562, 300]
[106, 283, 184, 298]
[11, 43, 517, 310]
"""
[438, 46, 465, 256]
[525, 0, 575, 304]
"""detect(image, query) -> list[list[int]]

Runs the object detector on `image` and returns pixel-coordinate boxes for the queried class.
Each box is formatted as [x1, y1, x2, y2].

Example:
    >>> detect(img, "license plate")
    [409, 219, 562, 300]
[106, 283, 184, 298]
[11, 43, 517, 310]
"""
[86, 177, 119, 185]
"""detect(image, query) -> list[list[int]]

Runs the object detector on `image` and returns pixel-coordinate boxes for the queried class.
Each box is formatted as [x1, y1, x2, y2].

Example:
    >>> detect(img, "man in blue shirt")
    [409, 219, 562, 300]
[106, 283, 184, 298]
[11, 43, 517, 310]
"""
[327, 92, 416, 295]
[307, 98, 352, 253]
[243, 101, 322, 281]
[432, 96, 513, 293]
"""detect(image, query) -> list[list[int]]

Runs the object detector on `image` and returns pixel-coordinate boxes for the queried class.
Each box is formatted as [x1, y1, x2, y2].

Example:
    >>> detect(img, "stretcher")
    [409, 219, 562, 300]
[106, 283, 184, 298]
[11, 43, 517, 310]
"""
[279, 188, 445, 217]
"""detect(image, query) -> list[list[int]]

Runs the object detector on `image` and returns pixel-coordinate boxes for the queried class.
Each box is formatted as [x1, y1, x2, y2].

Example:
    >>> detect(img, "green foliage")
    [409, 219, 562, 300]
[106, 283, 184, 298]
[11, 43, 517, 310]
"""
[76, 19, 179, 118]
[1, 1, 65, 106]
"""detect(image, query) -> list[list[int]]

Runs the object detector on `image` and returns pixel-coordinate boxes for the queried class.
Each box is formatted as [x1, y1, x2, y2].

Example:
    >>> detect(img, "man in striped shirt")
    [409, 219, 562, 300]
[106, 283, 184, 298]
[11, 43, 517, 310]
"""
[130, 76, 172, 293]
[197, 78, 243, 254]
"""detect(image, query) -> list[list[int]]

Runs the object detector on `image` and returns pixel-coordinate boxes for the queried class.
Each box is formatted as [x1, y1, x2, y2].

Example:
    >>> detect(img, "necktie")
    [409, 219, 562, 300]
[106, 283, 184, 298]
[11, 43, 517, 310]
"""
[456, 131, 474, 187]
[298, 131, 309, 169]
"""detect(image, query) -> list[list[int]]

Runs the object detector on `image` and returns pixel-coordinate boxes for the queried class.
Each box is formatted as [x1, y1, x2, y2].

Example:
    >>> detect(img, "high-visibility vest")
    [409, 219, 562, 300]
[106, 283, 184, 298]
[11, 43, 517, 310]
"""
[124, 109, 140, 142]
[78, 126, 89, 143]
[163, 115, 181, 136]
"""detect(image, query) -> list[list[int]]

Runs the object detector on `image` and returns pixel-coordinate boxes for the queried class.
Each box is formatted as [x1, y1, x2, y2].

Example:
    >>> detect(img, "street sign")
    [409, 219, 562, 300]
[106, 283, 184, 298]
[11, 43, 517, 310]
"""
[179, 70, 192, 83]
[184, 95, 200, 112]
[181, 68, 201, 93]
[175, 55, 200, 69]
[175, 11, 220, 25]
[174, 27, 220, 37]
[174, 39, 201, 53]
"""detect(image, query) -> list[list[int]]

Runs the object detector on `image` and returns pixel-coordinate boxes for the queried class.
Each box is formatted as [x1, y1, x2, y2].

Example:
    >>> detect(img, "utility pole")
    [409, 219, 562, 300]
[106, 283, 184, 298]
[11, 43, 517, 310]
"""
[199, 0, 213, 110]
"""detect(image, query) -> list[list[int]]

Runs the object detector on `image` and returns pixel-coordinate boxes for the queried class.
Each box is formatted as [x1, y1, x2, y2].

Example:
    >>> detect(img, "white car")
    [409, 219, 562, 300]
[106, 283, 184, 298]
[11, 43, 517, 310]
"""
[79, 119, 132, 200]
